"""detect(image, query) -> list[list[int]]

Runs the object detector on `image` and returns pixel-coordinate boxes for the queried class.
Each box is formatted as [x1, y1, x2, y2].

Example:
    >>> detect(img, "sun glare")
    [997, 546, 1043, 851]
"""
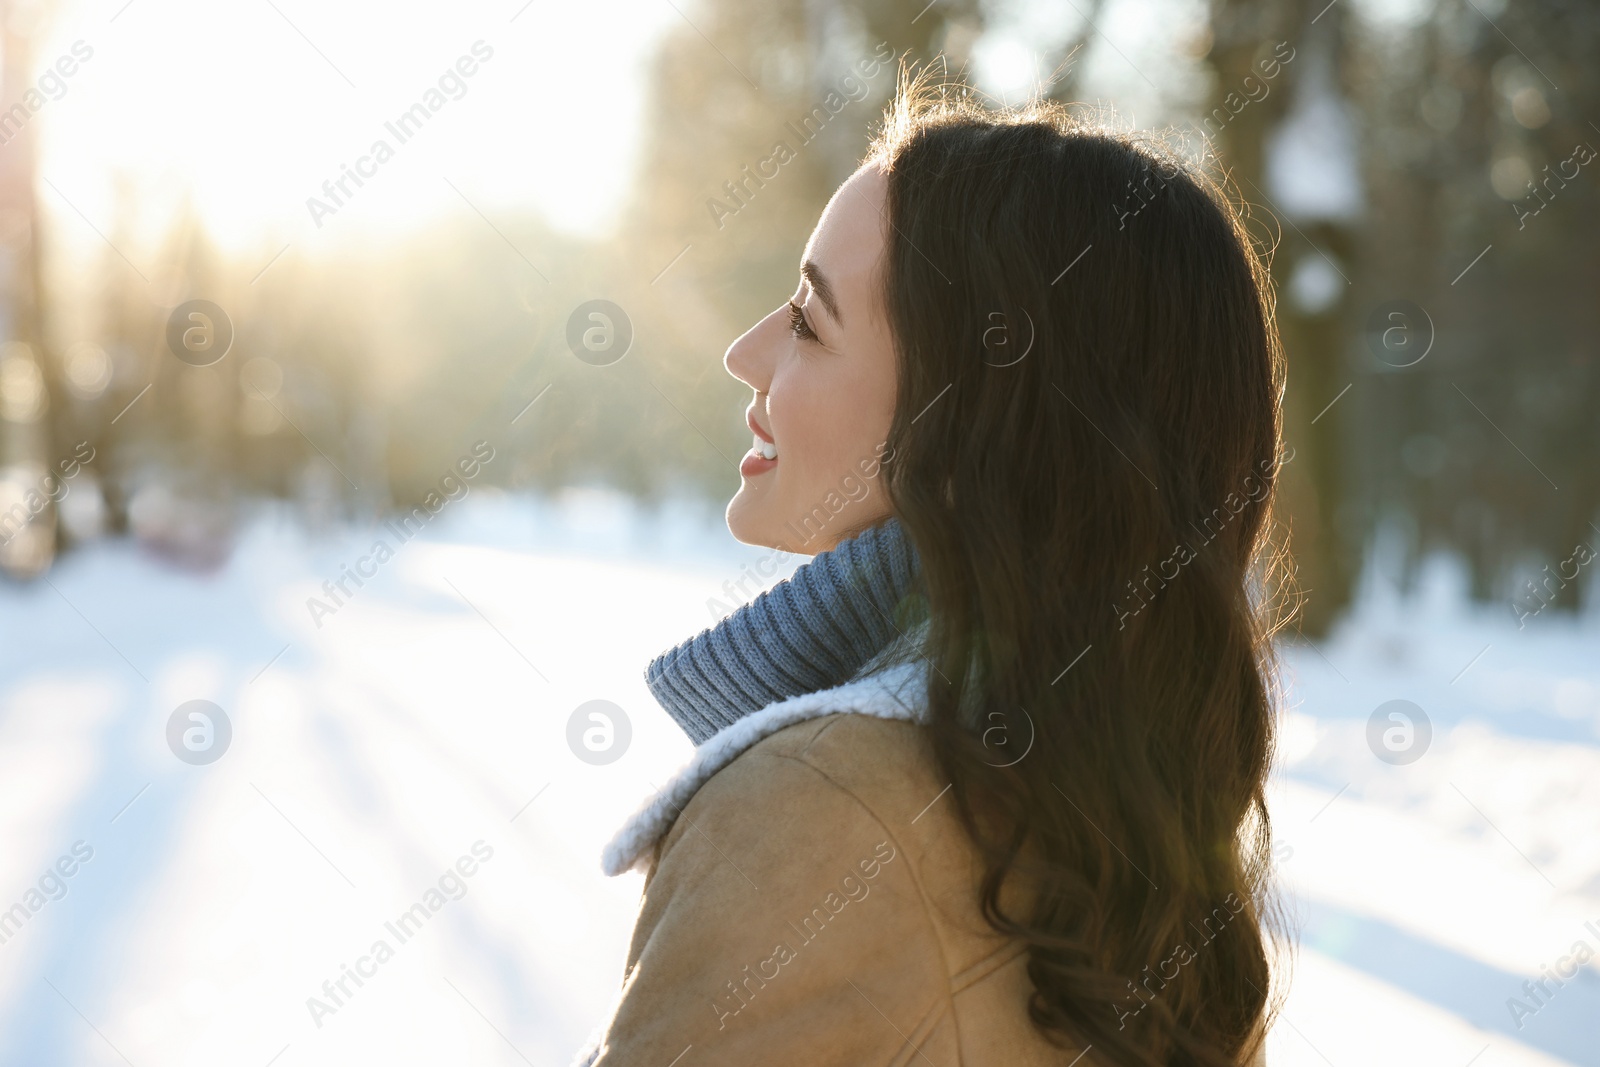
[28, 0, 676, 261]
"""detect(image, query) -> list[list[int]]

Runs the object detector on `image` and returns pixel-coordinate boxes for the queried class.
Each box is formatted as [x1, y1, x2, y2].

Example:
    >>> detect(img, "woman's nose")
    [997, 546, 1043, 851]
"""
[724, 305, 781, 392]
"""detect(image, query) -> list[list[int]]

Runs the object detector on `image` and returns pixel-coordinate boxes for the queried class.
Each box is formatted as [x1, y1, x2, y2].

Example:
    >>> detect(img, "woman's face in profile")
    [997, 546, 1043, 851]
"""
[722, 164, 898, 554]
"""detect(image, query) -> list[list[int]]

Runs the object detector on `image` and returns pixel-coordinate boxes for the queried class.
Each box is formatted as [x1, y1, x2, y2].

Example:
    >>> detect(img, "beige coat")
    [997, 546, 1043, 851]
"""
[580, 666, 1264, 1066]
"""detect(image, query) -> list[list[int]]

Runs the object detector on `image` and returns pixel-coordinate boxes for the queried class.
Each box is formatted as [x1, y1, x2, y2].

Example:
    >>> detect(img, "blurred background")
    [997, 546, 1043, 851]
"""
[0, 0, 1597, 1064]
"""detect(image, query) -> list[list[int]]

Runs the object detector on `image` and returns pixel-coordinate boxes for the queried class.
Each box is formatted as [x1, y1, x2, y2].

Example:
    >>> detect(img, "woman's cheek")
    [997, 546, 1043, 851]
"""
[765, 379, 813, 464]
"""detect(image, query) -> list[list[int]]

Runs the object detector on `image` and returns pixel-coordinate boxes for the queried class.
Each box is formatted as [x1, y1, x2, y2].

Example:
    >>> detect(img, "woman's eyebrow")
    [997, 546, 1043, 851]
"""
[800, 260, 842, 324]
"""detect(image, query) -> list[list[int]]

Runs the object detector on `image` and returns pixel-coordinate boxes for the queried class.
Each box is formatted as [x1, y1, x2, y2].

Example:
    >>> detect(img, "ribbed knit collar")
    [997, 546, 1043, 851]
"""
[645, 519, 920, 744]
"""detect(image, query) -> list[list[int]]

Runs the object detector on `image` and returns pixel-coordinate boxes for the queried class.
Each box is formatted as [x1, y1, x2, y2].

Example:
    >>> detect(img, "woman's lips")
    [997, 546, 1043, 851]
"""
[743, 408, 777, 476]
[740, 447, 777, 477]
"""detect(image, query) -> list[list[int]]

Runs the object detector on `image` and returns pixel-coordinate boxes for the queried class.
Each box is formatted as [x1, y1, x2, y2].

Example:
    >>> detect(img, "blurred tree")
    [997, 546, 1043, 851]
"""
[1201, 0, 1600, 632]
[1351, 0, 1600, 618]
[0, 0, 54, 578]
[1203, 0, 1362, 635]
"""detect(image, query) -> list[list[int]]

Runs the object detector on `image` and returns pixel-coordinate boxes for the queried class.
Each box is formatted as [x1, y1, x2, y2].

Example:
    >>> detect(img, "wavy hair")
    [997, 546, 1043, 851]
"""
[869, 78, 1288, 1066]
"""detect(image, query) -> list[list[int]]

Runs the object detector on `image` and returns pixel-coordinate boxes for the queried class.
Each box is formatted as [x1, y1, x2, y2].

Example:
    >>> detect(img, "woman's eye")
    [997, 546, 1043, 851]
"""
[787, 301, 818, 342]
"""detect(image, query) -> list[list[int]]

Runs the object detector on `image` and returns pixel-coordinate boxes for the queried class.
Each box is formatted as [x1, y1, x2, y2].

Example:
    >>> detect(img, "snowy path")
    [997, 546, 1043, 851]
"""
[0, 493, 1594, 1066]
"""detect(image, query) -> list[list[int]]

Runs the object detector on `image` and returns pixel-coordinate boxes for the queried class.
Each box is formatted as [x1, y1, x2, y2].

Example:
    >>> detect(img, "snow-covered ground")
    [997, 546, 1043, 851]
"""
[0, 490, 1595, 1066]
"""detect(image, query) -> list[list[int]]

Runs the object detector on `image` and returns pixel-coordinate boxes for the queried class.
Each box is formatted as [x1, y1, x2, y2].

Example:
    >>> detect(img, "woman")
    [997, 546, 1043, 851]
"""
[580, 79, 1285, 1067]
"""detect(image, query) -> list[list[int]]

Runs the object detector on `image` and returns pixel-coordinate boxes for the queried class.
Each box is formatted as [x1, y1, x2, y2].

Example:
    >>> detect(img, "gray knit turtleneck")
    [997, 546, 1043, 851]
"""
[645, 520, 920, 744]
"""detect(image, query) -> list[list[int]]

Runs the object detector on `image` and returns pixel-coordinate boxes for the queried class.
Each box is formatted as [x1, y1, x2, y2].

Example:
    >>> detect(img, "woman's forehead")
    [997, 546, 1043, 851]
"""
[802, 165, 888, 308]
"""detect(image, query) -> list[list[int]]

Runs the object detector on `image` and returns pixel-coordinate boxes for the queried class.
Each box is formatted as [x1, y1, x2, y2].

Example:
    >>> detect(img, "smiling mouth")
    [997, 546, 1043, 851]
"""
[742, 412, 778, 476]
[745, 408, 778, 468]
[740, 434, 778, 477]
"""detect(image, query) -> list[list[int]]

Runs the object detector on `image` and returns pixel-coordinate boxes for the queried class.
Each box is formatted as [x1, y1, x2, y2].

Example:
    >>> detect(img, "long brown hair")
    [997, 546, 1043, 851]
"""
[870, 79, 1286, 1066]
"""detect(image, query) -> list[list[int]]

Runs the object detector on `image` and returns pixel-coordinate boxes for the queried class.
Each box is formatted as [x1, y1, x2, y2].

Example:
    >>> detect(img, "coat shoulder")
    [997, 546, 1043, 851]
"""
[609, 706, 1084, 1067]
[679, 710, 947, 851]
[760, 711, 947, 818]
[663, 709, 1007, 962]
[609, 710, 966, 1066]
[653, 711, 942, 888]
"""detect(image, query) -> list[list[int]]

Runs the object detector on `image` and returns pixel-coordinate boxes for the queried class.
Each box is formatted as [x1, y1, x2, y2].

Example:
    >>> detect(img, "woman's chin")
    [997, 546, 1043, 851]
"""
[724, 490, 786, 552]
[730, 488, 827, 554]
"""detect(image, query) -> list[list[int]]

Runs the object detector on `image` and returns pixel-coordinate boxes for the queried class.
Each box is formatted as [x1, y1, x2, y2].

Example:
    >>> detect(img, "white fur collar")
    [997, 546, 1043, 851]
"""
[601, 662, 927, 876]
